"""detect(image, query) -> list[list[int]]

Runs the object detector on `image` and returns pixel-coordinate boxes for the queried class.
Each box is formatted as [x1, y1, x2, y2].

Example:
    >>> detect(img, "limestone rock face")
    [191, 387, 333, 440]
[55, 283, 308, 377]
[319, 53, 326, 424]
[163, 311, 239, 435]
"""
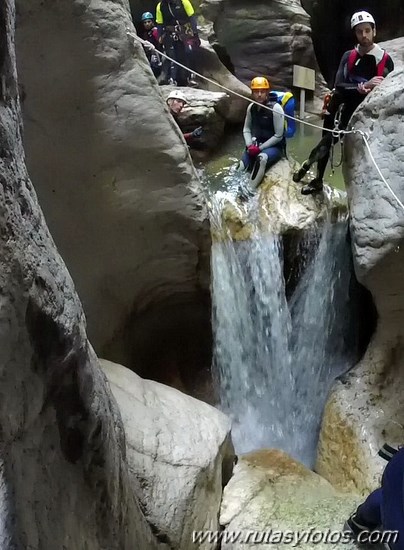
[200, 0, 319, 91]
[15, 0, 209, 358]
[343, 69, 404, 335]
[210, 159, 346, 241]
[0, 2, 162, 548]
[317, 69, 404, 493]
[316, 334, 404, 495]
[196, 39, 250, 123]
[379, 36, 404, 71]
[220, 450, 359, 549]
[101, 359, 234, 550]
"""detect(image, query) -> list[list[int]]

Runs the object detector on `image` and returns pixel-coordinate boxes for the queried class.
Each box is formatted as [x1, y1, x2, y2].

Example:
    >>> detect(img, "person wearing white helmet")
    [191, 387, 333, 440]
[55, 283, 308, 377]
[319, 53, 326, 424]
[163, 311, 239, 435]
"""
[293, 10, 394, 195]
[166, 90, 203, 143]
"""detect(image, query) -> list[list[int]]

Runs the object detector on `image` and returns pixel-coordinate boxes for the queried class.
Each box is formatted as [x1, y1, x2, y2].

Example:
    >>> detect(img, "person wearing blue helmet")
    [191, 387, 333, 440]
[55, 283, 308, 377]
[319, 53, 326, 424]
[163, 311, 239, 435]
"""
[140, 12, 163, 78]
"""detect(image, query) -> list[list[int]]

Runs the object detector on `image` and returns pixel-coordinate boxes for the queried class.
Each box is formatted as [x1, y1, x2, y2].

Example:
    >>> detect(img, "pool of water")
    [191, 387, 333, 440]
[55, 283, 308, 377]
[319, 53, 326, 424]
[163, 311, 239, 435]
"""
[201, 114, 345, 191]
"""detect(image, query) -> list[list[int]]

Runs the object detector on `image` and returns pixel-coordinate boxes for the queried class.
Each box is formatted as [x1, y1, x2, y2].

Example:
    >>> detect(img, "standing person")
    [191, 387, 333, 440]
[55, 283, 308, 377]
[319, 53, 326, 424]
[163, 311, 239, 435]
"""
[238, 76, 285, 197]
[293, 11, 394, 195]
[140, 12, 163, 78]
[345, 444, 404, 549]
[156, 0, 200, 86]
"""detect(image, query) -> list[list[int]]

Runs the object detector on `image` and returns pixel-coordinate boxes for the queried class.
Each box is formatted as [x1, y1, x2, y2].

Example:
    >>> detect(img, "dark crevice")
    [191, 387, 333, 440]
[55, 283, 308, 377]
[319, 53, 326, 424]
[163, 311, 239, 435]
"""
[211, 43, 235, 74]
[25, 297, 90, 464]
[103, 291, 217, 405]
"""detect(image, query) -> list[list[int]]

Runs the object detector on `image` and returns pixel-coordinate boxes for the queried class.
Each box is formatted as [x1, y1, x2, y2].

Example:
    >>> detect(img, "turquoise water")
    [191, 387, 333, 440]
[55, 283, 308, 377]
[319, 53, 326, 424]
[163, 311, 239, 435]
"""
[203, 114, 345, 191]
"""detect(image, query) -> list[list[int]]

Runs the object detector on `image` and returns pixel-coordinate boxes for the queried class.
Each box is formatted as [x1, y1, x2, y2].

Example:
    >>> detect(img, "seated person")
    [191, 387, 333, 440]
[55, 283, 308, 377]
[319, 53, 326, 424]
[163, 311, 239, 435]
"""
[140, 12, 163, 78]
[238, 76, 285, 197]
[166, 89, 203, 143]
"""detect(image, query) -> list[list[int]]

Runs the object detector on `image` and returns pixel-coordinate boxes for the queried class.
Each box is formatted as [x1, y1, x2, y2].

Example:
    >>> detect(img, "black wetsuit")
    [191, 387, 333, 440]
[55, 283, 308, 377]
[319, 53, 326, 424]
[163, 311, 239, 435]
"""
[304, 47, 394, 182]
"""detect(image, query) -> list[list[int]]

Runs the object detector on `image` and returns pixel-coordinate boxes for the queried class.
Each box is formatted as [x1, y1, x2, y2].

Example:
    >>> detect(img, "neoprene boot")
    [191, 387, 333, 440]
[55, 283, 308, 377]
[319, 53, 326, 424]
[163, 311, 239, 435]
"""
[301, 177, 323, 195]
[249, 153, 267, 190]
[293, 160, 310, 183]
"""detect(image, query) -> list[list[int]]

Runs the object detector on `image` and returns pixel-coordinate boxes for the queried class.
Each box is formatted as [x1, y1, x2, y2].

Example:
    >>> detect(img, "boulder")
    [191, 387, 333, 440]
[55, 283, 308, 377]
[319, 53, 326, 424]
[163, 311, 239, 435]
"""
[15, 0, 210, 365]
[200, 0, 323, 93]
[317, 68, 404, 492]
[220, 450, 360, 549]
[210, 158, 347, 242]
[101, 359, 235, 550]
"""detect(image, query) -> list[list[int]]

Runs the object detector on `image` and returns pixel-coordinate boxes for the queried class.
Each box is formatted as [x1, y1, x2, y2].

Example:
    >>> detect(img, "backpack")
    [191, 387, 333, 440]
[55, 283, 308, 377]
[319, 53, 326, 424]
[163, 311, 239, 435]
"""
[347, 49, 389, 77]
[270, 90, 296, 138]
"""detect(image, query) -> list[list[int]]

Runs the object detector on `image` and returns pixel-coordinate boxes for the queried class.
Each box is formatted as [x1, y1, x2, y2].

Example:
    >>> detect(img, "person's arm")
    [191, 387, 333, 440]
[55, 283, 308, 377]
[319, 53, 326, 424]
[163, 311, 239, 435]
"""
[334, 51, 360, 93]
[242, 104, 253, 147]
[181, 0, 198, 34]
[156, 3, 164, 39]
[182, 0, 195, 17]
[258, 103, 284, 150]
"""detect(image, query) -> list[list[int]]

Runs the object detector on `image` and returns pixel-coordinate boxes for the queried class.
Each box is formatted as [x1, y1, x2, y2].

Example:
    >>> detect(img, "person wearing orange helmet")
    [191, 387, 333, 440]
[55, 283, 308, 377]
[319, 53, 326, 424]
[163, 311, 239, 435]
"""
[293, 10, 394, 195]
[238, 76, 285, 197]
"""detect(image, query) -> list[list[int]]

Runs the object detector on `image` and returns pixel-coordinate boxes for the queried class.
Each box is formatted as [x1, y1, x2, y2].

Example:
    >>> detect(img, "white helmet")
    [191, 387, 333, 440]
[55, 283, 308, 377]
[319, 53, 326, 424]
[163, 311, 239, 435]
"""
[166, 90, 187, 103]
[350, 11, 375, 29]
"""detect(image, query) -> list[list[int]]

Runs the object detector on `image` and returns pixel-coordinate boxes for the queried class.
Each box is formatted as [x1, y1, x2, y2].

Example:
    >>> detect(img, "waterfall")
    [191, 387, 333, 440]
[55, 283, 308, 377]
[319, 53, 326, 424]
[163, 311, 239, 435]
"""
[210, 191, 357, 467]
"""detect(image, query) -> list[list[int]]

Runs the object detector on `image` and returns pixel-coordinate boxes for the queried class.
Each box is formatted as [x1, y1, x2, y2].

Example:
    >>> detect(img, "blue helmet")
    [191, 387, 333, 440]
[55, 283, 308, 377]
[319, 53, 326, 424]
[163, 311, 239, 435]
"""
[141, 12, 154, 22]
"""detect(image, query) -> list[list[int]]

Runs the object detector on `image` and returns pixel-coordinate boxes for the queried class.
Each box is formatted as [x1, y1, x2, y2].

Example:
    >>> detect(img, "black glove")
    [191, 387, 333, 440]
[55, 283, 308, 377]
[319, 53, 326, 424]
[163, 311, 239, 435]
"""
[192, 126, 203, 138]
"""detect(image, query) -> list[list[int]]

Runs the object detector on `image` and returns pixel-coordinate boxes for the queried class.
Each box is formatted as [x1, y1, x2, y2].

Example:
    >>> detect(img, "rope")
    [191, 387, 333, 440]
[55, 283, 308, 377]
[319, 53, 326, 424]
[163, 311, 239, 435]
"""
[127, 29, 404, 214]
[126, 29, 355, 137]
[360, 132, 404, 212]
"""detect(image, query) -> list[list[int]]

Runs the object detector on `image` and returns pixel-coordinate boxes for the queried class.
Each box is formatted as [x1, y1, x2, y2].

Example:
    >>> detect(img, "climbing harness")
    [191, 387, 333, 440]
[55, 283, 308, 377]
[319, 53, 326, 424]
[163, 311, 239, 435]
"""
[126, 29, 404, 214]
[126, 29, 353, 137]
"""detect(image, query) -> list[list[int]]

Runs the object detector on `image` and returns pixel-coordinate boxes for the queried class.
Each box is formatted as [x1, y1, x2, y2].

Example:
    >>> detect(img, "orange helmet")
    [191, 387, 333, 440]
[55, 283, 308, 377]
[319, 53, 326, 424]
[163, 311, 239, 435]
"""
[250, 77, 270, 90]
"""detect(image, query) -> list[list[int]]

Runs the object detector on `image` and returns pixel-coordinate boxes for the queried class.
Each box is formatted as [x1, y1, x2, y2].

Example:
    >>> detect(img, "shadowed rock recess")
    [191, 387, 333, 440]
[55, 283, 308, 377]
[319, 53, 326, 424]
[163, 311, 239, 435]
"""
[15, 0, 213, 397]
[0, 1, 162, 548]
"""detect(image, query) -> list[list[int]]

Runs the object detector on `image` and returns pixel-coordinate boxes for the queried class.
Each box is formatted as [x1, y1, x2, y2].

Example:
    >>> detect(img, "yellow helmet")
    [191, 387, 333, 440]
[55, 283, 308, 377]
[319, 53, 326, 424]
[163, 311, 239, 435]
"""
[250, 77, 270, 90]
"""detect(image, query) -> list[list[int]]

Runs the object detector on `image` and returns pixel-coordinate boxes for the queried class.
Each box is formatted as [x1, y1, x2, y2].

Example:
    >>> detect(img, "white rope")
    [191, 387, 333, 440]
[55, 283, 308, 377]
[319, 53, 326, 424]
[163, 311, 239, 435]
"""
[127, 29, 404, 214]
[360, 132, 404, 212]
[127, 29, 355, 137]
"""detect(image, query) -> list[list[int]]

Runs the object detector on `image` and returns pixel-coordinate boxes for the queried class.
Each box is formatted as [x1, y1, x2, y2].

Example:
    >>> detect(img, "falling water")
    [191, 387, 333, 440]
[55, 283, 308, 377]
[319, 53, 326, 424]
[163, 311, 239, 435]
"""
[210, 182, 357, 466]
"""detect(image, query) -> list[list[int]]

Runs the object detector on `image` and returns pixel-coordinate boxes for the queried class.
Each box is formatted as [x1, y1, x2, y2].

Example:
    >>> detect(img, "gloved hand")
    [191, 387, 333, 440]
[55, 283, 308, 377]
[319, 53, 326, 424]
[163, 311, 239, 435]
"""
[192, 126, 203, 138]
[247, 144, 260, 157]
[143, 40, 155, 51]
[366, 76, 384, 89]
